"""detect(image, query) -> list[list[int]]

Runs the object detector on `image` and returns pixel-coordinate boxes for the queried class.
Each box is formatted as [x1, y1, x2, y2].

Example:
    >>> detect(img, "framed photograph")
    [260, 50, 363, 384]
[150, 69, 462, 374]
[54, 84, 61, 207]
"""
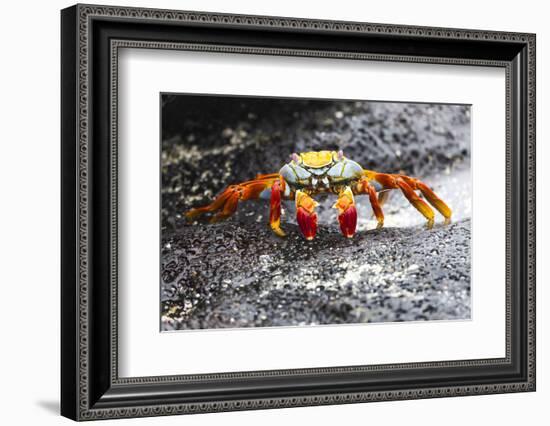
[61, 4, 536, 421]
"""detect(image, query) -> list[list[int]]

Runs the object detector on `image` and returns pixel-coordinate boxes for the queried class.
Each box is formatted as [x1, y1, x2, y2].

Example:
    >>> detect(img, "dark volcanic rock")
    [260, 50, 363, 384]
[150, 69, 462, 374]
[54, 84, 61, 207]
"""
[161, 219, 471, 330]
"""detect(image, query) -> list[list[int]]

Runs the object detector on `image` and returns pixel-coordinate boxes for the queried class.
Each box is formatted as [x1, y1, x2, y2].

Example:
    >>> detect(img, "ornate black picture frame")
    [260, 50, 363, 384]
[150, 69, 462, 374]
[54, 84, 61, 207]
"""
[61, 4, 536, 421]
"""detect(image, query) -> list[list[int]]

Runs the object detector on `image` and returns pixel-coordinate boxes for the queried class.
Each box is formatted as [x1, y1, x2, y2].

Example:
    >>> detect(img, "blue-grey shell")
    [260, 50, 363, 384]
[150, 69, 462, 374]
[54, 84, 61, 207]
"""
[327, 159, 363, 180]
[279, 157, 364, 190]
[279, 163, 309, 183]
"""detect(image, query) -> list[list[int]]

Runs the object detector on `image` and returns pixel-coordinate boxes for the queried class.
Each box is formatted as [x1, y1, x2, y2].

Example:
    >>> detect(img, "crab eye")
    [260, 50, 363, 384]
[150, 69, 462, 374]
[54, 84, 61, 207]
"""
[332, 150, 344, 161]
[291, 153, 301, 163]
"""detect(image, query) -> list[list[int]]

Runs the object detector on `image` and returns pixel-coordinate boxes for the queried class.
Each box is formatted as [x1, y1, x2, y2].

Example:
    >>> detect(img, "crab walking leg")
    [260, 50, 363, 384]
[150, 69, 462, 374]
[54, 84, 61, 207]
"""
[185, 187, 236, 220]
[185, 175, 279, 223]
[367, 185, 385, 229]
[269, 180, 286, 237]
[333, 186, 358, 238]
[396, 179, 436, 227]
[295, 190, 318, 240]
[353, 178, 385, 228]
[398, 175, 452, 220]
[374, 191, 391, 227]
[367, 172, 436, 227]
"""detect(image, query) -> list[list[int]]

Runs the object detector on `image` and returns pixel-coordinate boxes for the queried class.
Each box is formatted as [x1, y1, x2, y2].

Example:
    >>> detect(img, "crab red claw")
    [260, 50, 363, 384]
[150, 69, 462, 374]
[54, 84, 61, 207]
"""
[297, 206, 318, 240]
[295, 190, 318, 240]
[338, 205, 357, 238]
[334, 187, 357, 238]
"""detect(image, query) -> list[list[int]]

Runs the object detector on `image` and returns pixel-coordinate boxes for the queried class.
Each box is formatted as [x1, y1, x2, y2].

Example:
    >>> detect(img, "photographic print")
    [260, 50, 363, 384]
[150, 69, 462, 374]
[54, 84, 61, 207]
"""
[160, 94, 471, 331]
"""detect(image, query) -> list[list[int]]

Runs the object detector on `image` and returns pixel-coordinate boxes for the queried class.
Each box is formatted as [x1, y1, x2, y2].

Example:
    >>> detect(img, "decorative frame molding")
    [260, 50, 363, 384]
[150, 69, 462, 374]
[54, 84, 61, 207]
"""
[61, 4, 535, 421]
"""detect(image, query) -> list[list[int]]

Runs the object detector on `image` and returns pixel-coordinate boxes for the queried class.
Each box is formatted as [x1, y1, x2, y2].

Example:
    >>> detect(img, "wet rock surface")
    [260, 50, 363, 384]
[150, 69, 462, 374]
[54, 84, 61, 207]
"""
[161, 95, 471, 330]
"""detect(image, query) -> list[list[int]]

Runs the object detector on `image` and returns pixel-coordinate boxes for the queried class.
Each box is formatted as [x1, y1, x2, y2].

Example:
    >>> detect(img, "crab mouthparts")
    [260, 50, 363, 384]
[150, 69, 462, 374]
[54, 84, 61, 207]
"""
[297, 207, 318, 240]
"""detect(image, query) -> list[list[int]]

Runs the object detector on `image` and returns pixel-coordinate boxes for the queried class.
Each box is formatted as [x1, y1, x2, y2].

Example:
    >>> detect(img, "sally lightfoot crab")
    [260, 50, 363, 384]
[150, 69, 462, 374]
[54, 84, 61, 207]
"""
[185, 150, 452, 240]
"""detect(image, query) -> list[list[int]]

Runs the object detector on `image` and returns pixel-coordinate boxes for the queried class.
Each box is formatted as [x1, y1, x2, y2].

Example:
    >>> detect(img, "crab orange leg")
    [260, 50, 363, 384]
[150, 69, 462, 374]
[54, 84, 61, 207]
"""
[295, 190, 318, 240]
[353, 178, 385, 228]
[366, 181, 385, 228]
[333, 187, 357, 238]
[395, 178, 435, 227]
[373, 172, 435, 226]
[185, 175, 279, 223]
[365, 171, 452, 227]
[185, 186, 238, 221]
[401, 176, 452, 220]
[269, 180, 286, 237]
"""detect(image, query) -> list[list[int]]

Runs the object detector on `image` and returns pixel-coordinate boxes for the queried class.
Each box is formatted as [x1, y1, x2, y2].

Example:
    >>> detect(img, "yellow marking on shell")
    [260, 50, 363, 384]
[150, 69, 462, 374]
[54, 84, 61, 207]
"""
[299, 151, 336, 168]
